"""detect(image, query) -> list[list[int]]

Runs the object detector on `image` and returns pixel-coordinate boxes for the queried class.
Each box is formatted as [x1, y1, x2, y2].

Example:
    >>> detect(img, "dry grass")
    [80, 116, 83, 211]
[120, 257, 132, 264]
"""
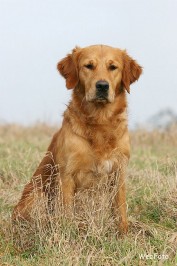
[0, 123, 177, 265]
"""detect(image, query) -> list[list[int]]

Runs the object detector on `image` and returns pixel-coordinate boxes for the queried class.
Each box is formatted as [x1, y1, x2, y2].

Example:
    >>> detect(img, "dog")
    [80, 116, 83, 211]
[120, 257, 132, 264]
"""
[12, 45, 142, 234]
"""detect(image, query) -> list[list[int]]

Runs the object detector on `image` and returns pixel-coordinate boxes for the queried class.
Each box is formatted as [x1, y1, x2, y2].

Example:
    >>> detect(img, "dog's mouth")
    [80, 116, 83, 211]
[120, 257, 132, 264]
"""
[95, 96, 108, 103]
[88, 96, 110, 105]
[86, 92, 111, 104]
[95, 89, 109, 103]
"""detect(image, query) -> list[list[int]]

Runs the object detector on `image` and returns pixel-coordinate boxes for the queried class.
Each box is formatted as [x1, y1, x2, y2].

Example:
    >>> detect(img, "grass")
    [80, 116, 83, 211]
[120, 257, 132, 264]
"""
[0, 123, 177, 265]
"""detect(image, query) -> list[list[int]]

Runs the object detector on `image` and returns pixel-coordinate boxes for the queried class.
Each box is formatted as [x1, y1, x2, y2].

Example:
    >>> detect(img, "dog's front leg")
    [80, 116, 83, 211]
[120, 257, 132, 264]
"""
[113, 162, 128, 234]
[61, 177, 76, 218]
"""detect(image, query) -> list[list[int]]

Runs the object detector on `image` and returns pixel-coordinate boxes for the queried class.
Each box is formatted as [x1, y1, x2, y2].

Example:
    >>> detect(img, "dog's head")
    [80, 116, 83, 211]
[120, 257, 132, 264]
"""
[58, 45, 142, 104]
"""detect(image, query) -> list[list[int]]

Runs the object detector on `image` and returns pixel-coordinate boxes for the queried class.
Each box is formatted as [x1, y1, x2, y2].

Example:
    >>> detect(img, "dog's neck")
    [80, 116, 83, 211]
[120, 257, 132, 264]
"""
[66, 84, 127, 125]
[63, 85, 128, 154]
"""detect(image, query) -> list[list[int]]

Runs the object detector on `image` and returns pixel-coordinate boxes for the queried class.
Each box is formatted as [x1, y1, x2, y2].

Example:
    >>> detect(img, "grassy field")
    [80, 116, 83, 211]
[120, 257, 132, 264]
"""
[0, 123, 177, 266]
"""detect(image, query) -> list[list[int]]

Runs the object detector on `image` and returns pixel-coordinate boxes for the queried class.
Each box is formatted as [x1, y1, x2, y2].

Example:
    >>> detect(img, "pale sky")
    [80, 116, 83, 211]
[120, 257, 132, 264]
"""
[0, 0, 177, 127]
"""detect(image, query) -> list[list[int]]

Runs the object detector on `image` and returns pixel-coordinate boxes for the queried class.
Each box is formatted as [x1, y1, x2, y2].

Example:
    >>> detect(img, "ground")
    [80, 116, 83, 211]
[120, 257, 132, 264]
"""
[0, 124, 177, 266]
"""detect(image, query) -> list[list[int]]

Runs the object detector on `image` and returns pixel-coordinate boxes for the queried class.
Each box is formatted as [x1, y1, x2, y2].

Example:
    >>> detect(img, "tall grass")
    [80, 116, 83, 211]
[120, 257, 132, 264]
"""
[0, 124, 177, 265]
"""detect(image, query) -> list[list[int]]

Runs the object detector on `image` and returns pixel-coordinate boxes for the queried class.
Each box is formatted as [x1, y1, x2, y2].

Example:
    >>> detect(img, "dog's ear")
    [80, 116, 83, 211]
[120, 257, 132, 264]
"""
[122, 51, 142, 93]
[57, 47, 81, 89]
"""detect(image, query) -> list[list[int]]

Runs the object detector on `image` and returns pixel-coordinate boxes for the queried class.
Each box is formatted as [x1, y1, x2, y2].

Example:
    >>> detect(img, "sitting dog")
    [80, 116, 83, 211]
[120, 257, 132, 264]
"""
[13, 45, 142, 234]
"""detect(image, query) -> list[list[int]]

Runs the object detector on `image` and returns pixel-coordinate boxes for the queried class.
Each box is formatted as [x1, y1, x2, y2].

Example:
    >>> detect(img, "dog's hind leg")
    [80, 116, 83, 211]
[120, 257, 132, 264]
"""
[12, 133, 59, 222]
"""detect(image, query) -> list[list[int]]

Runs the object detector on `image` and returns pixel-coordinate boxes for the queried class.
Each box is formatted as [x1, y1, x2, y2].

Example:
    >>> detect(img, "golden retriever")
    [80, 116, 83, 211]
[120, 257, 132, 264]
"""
[13, 45, 142, 234]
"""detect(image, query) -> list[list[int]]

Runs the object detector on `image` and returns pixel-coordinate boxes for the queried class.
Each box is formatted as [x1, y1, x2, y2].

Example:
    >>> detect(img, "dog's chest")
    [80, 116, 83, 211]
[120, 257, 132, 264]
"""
[88, 129, 117, 156]
[96, 159, 114, 174]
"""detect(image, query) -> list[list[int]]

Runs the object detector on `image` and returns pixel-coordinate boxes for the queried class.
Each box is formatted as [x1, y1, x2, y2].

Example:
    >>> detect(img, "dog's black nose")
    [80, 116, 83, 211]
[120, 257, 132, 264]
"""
[96, 80, 109, 92]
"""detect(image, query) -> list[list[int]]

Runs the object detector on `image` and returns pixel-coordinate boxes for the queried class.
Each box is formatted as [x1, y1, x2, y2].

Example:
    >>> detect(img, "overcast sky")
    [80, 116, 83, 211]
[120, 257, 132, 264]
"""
[0, 0, 177, 127]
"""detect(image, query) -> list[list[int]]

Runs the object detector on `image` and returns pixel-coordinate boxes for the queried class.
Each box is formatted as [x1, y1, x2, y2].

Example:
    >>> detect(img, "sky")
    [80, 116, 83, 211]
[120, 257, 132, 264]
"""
[0, 0, 177, 127]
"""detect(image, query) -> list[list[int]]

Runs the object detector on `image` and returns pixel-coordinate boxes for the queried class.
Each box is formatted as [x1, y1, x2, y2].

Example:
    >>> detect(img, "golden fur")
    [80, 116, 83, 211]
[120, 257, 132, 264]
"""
[13, 45, 142, 233]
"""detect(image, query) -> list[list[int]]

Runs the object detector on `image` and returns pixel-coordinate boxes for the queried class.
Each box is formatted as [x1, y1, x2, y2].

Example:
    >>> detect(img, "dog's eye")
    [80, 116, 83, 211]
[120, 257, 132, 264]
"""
[109, 65, 117, 71]
[85, 64, 94, 70]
